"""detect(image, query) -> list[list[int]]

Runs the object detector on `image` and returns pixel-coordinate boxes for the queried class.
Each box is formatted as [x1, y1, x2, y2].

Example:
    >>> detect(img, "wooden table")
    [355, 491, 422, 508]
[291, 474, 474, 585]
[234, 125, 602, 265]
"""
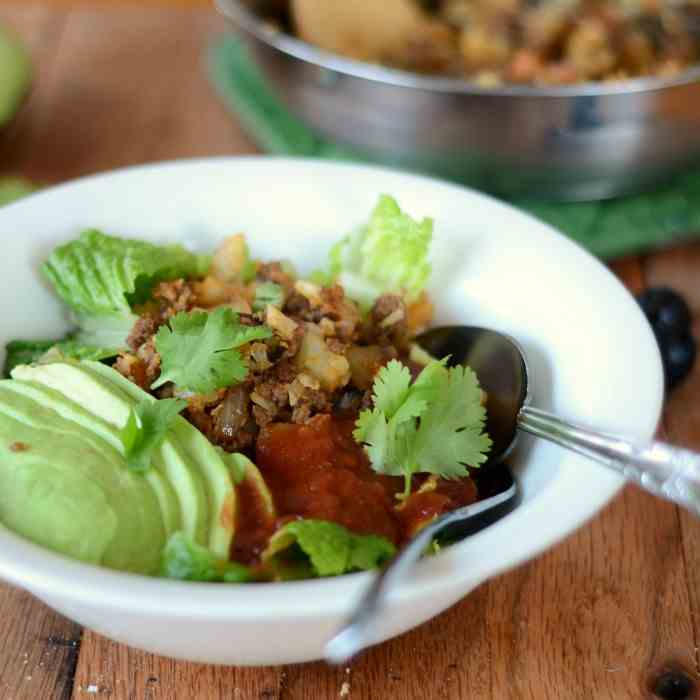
[1, 5, 700, 699]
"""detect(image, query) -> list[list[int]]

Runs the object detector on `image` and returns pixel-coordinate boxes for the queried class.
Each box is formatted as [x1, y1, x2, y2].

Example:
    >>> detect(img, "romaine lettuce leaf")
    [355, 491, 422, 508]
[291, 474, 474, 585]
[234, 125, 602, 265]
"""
[43, 229, 211, 317]
[262, 519, 395, 578]
[316, 195, 432, 308]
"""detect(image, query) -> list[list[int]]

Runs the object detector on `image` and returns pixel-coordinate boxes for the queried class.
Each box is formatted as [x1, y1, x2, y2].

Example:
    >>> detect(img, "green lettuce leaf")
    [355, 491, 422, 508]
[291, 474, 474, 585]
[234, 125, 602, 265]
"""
[3, 338, 119, 377]
[354, 359, 492, 496]
[262, 519, 395, 578]
[152, 307, 272, 394]
[160, 532, 252, 583]
[43, 229, 211, 318]
[316, 195, 432, 308]
[120, 398, 187, 473]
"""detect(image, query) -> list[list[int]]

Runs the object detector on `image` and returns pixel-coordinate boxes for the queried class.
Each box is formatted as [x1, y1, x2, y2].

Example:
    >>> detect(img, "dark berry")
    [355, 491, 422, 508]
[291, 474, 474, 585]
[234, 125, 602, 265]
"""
[638, 287, 692, 336]
[657, 330, 696, 389]
[653, 671, 695, 700]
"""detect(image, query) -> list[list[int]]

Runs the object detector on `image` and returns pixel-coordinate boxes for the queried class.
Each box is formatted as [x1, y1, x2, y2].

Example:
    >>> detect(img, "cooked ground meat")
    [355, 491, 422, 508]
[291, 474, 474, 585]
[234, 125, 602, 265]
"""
[114, 353, 149, 390]
[363, 294, 410, 350]
[152, 279, 195, 320]
[318, 285, 361, 342]
[257, 262, 295, 290]
[127, 316, 157, 352]
[114, 263, 428, 458]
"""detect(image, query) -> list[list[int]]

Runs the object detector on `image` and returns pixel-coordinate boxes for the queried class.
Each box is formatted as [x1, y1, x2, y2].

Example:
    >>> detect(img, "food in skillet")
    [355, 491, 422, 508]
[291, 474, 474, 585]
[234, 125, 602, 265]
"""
[0, 196, 492, 582]
[274, 0, 699, 85]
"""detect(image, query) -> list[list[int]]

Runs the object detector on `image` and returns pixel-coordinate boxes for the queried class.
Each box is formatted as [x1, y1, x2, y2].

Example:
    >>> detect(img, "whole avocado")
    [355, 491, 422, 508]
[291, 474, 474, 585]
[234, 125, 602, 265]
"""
[0, 23, 31, 129]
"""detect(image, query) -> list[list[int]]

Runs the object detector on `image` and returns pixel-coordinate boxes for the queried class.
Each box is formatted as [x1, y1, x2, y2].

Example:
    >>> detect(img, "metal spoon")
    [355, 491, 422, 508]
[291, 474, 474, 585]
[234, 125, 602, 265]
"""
[416, 326, 700, 514]
[325, 325, 700, 664]
[325, 465, 518, 665]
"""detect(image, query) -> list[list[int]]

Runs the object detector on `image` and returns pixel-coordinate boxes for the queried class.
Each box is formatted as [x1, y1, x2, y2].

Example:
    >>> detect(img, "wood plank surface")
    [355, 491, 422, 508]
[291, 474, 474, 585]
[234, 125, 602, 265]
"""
[1, 5, 699, 699]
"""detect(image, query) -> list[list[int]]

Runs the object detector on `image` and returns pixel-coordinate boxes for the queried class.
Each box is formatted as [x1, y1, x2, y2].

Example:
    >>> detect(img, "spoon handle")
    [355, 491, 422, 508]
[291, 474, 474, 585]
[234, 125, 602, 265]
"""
[520, 406, 700, 515]
[324, 484, 517, 665]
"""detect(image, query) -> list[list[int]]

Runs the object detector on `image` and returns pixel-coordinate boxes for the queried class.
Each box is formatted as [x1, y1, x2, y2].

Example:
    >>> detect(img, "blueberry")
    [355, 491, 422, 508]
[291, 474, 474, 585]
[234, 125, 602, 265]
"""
[638, 287, 692, 335]
[657, 330, 696, 389]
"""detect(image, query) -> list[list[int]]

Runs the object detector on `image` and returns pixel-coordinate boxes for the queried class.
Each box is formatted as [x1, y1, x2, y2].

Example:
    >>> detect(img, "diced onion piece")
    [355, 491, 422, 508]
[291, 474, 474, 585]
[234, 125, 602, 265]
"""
[250, 391, 276, 413]
[249, 342, 272, 371]
[287, 379, 304, 407]
[211, 233, 249, 282]
[379, 307, 405, 328]
[409, 342, 435, 367]
[265, 306, 298, 340]
[195, 276, 247, 308]
[297, 373, 320, 390]
[319, 318, 336, 336]
[295, 324, 350, 392]
[294, 279, 322, 307]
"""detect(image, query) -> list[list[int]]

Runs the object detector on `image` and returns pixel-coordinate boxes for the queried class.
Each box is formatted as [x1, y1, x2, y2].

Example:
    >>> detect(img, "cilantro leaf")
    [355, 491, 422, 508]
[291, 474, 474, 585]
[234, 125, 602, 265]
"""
[160, 532, 252, 583]
[252, 281, 284, 311]
[262, 519, 395, 578]
[120, 397, 187, 472]
[151, 307, 271, 394]
[355, 359, 491, 495]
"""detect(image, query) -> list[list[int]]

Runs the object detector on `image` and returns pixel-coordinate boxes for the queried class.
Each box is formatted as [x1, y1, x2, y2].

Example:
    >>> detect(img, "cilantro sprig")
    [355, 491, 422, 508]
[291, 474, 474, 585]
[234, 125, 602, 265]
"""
[120, 397, 187, 472]
[152, 307, 271, 394]
[354, 359, 492, 498]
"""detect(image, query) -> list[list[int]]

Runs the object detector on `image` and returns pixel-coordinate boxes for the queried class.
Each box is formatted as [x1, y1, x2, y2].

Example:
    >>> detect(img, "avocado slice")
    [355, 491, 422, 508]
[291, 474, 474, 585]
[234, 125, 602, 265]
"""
[84, 361, 236, 558]
[4, 378, 181, 538]
[12, 361, 210, 550]
[0, 23, 31, 129]
[0, 384, 164, 573]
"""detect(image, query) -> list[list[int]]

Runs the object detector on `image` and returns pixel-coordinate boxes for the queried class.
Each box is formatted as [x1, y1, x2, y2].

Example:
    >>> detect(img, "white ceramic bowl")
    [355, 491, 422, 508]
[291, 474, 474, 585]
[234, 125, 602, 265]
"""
[0, 157, 663, 665]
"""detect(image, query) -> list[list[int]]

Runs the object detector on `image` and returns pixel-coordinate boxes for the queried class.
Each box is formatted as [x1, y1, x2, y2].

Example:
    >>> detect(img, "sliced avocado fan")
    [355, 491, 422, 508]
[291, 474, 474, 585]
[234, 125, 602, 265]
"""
[5, 361, 235, 574]
[0, 23, 31, 129]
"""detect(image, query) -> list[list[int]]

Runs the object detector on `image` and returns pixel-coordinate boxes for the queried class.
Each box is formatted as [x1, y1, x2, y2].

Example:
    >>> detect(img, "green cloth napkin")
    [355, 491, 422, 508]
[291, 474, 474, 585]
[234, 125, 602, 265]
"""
[208, 37, 700, 259]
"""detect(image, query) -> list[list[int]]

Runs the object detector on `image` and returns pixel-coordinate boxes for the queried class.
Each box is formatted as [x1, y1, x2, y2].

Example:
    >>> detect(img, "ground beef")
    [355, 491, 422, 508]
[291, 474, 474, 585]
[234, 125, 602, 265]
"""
[365, 294, 410, 350]
[127, 316, 157, 351]
[257, 262, 295, 291]
[152, 279, 195, 320]
[291, 388, 333, 424]
[135, 337, 161, 386]
[284, 290, 314, 318]
[318, 285, 361, 342]
[114, 353, 149, 389]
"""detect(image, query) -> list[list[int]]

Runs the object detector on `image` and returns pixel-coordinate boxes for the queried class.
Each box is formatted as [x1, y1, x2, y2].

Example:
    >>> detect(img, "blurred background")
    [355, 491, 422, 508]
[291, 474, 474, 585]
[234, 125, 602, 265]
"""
[2, 0, 700, 258]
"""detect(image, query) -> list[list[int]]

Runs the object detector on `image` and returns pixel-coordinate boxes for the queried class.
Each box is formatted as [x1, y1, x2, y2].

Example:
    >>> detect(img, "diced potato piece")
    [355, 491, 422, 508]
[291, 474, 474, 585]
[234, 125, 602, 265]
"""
[212, 233, 249, 282]
[295, 324, 350, 392]
[194, 276, 248, 308]
[406, 293, 434, 335]
[294, 280, 323, 307]
[346, 345, 384, 390]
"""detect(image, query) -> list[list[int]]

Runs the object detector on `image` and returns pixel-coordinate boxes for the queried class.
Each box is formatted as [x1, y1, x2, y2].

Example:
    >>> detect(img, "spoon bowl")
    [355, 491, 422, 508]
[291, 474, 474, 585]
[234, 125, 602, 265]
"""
[416, 326, 528, 463]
